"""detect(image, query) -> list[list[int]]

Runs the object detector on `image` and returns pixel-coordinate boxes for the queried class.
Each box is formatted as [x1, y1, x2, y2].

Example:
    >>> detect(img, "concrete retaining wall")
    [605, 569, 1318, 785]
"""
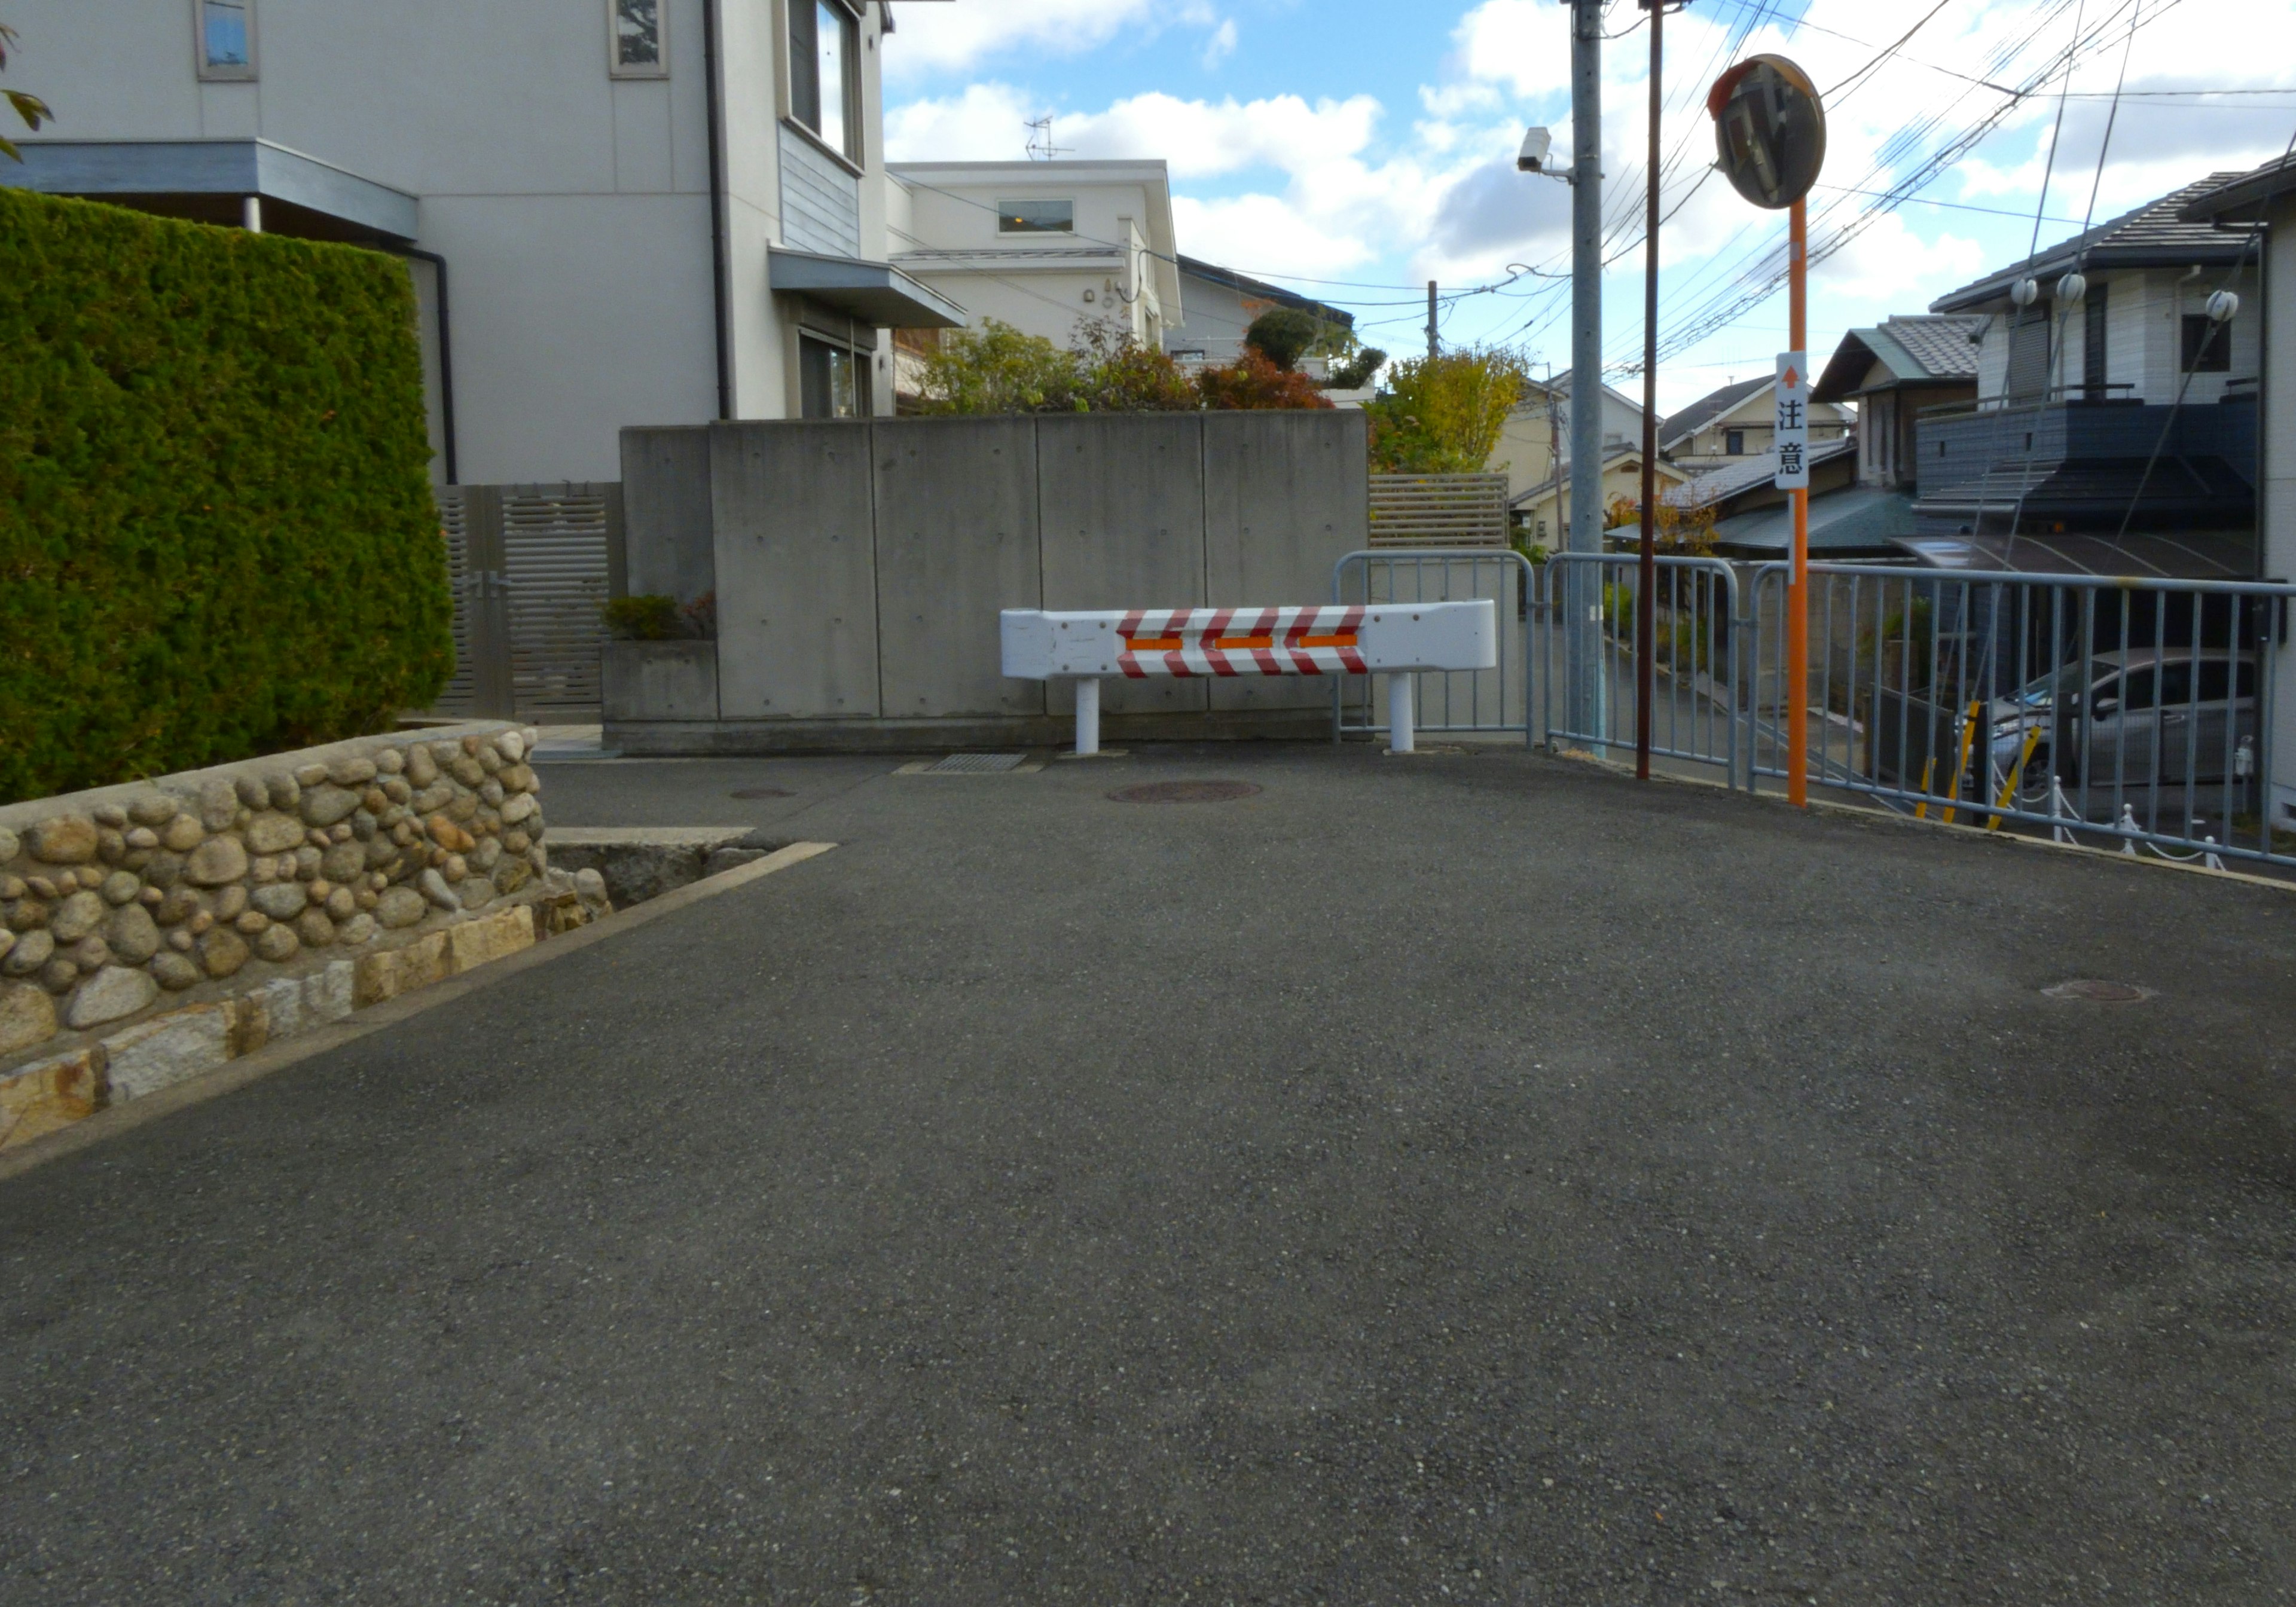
[610, 411, 1370, 751]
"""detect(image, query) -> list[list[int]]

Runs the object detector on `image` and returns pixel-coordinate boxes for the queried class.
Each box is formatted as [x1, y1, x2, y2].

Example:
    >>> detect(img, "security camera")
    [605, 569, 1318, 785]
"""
[1517, 126, 1554, 173]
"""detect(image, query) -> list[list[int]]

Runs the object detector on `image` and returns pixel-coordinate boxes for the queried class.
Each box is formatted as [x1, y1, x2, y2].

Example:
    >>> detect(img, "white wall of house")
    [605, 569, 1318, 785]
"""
[888, 161, 1177, 354]
[3, 0, 909, 482]
[1973, 264, 2261, 407]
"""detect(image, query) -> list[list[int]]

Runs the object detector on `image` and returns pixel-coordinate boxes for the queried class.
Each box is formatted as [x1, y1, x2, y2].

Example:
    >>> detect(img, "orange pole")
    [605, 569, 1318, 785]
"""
[1787, 197, 1809, 808]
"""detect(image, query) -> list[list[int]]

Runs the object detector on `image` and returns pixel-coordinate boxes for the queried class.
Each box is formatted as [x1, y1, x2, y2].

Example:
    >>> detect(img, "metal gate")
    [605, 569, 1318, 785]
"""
[1332, 547, 1536, 745]
[432, 482, 623, 720]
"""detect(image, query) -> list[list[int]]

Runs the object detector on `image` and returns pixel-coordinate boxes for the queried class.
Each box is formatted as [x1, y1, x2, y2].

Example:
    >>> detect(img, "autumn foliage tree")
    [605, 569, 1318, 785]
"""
[1365, 347, 1531, 473]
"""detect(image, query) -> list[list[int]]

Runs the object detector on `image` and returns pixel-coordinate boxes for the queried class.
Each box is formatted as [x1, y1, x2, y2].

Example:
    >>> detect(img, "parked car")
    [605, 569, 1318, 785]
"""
[1973, 648, 2257, 792]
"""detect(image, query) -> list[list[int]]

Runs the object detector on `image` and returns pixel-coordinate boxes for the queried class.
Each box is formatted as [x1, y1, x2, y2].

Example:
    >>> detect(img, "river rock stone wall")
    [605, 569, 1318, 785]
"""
[0, 723, 607, 1152]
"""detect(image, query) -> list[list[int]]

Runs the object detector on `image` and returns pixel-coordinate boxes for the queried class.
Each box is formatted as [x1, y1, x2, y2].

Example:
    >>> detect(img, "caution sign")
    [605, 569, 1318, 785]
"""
[1774, 352, 1809, 490]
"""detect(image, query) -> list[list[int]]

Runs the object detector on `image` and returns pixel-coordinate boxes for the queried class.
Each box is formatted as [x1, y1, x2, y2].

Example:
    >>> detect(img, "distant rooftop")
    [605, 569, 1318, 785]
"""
[1812, 314, 1986, 402]
[1657, 375, 1772, 450]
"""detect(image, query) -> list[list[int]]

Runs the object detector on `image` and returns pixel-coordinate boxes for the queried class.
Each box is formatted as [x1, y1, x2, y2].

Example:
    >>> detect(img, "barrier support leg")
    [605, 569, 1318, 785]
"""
[1074, 677, 1101, 757]
[1388, 672, 1415, 754]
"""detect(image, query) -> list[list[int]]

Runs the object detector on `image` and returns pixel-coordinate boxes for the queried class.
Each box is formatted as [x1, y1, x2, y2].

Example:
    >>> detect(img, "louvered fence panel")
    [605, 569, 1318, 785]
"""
[432, 487, 481, 716]
[1368, 473, 1512, 548]
[499, 484, 618, 719]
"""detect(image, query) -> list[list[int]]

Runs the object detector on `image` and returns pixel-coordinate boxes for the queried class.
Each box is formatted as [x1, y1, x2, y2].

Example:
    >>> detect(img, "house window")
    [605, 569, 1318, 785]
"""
[2082, 281, 2109, 398]
[999, 199, 1076, 234]
[799, 335, 871, 419]
[196, 0, 256, 80]
[789, 1, 860, 163]
[1725, 429, 1745, 456]
[2181, 312, 2231, 374]
[610, 0, 667, 77]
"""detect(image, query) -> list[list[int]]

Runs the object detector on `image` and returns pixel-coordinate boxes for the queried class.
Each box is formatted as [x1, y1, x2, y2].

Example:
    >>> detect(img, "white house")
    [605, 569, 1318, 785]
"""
[0, 0, 964, 484]
[887, 159, 1180, 395]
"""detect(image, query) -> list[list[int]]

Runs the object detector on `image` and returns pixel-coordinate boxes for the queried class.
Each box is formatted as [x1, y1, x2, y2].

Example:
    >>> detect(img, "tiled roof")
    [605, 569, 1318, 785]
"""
[1812, 314, 1986, 400]
[1877, 314, 1986, 380]
[1930, 173, 2255, 312]
[1657, 375, 1771, 448]
[1661, 433, 1856, 510]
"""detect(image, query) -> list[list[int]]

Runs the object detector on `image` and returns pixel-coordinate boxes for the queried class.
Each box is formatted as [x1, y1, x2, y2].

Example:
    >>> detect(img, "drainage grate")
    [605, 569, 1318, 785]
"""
[1109, 780, 1262, 804]
[730, 787, 795, 799]
[926, 753, 1028, 774]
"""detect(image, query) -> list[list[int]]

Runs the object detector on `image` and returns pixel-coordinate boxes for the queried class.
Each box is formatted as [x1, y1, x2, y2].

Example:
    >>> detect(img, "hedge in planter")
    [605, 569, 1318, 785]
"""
[0, 188, 450, 803]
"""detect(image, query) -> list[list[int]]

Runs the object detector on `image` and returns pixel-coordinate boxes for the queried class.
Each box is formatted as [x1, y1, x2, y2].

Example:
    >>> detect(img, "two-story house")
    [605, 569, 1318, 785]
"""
[883, 158, 1181, 404]
[1, 0, 963, 484]
[1657, 375, 1853, 465]
[1810, 315, 1984, 490]
[1908, 173, 2260, 574]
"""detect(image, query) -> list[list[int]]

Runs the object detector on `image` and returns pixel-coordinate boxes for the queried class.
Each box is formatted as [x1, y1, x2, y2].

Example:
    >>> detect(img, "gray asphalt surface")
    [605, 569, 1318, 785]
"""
[4, 745, 2293, 1604]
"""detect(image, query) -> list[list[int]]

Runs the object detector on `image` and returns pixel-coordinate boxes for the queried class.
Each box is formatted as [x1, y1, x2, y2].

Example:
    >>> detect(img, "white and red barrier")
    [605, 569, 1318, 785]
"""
[1000, 600, 1495, 754]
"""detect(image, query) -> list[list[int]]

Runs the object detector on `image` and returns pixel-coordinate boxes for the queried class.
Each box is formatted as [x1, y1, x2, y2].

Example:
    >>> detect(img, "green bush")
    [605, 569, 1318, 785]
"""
[0, 189, 448, 802]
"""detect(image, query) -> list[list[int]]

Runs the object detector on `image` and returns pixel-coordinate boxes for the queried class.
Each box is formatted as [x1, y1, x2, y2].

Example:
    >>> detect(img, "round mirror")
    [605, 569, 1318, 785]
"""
[1708, 55, 1827, 210]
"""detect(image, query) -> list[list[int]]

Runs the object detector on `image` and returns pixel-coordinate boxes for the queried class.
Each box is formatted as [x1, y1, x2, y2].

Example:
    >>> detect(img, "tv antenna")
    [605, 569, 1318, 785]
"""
[1024, 115, 1072, 161]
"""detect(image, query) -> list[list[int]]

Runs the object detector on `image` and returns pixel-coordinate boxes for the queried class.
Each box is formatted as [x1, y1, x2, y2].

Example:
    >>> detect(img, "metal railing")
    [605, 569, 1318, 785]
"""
[1537, 552, 1745, 787]
[1330, 551, 2292, 870]
[1332, 548, 1535, 746]
[1740, 563, 2292, 868]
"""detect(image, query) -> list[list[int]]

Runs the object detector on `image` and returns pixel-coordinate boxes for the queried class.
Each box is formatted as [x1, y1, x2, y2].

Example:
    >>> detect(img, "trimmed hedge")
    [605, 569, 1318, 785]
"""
[0, 187, 450, 802]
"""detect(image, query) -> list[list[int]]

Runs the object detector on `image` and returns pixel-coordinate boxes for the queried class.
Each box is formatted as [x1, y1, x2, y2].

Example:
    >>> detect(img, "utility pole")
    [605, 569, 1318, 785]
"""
[1426, 281, 1439, 360]
[1568, 0, 1605, 747]
[1635, 0, 1664, 781]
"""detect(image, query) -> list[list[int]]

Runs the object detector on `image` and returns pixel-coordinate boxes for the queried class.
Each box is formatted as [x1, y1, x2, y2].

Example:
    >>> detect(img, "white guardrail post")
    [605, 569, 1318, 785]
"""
[1002, 603, 1497, 756]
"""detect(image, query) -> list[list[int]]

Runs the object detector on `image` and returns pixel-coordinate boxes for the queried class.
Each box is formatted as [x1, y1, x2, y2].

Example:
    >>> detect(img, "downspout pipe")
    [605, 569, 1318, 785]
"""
[386, 244, 459, 487]
[703, 0, 733, 420]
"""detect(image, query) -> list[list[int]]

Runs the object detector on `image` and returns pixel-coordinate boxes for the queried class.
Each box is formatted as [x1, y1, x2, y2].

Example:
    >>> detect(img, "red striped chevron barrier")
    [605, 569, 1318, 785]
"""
[1114, 606, 1368, 678]
[1001, 600, 1495, 756]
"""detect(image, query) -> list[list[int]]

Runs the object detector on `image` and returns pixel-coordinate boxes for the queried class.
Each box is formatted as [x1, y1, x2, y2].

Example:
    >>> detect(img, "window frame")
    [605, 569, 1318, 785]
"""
[798, 332, 873, 420]
[609, 0, 670, 80]
[193, 0, 258, 83]
[1724, 428, 1745, 456]
[2181, 312, 2232, 375]
[787, 0, 863, 169]
[997, 198, 1078, 236]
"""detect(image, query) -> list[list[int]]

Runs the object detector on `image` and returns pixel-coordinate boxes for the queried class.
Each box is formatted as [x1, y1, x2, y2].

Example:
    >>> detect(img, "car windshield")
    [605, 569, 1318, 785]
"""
[2008, 663, 2096, 708]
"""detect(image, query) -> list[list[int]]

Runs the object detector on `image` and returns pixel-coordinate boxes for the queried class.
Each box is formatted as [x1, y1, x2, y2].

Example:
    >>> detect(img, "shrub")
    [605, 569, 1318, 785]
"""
[0, 189, 447, 802]
[1244, 307, 1322, 371]
[915, 319, 1082, 414]
[1196, 350, 1335, 410]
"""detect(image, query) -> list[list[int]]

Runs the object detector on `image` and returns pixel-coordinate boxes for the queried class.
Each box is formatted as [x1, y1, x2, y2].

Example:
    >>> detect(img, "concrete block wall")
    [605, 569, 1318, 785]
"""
[613, 411, 1370, 750]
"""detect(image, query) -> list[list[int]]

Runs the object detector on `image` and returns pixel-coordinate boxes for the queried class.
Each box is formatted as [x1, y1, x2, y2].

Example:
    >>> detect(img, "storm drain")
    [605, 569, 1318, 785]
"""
[925, 753, 1028, 774]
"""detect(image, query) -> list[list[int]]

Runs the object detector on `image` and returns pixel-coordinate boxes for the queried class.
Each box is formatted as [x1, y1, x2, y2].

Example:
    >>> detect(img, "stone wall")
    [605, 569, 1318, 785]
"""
[0, 723, 608, 1153]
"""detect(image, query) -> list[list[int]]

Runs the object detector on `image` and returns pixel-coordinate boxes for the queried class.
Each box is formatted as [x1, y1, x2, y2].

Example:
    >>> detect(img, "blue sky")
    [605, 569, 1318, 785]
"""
[883, 0, 2296, 414]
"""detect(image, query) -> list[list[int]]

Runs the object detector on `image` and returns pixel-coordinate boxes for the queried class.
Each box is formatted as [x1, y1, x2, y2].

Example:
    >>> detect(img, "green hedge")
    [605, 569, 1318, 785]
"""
[0, 187, 450, 802]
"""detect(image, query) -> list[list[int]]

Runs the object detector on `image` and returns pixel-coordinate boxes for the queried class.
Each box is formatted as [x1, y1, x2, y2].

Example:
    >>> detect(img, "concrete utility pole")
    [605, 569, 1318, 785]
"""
[1568, 0, 1606, 744]
[1426, 281, 1439, 359]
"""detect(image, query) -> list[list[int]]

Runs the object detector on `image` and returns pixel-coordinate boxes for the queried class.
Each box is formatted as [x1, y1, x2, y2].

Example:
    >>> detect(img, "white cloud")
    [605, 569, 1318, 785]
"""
[884, 0, 1218, 78]
[1201, 19, 1237, 69]
[1171, 193, 1380, 280]
[886, 86, 1385, 181]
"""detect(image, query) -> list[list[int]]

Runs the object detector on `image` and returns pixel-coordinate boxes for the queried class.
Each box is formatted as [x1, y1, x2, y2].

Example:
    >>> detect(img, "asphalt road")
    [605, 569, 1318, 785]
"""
[4, 745, 2293, 1604]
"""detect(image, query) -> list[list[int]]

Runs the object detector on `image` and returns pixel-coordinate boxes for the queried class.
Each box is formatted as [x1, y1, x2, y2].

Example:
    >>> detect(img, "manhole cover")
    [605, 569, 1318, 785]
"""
[1108, 780, 1262, 804]
[2042, 979, 2152, 1003]
[926, 753, 1027, 774]
[730, 787, 794, 799]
